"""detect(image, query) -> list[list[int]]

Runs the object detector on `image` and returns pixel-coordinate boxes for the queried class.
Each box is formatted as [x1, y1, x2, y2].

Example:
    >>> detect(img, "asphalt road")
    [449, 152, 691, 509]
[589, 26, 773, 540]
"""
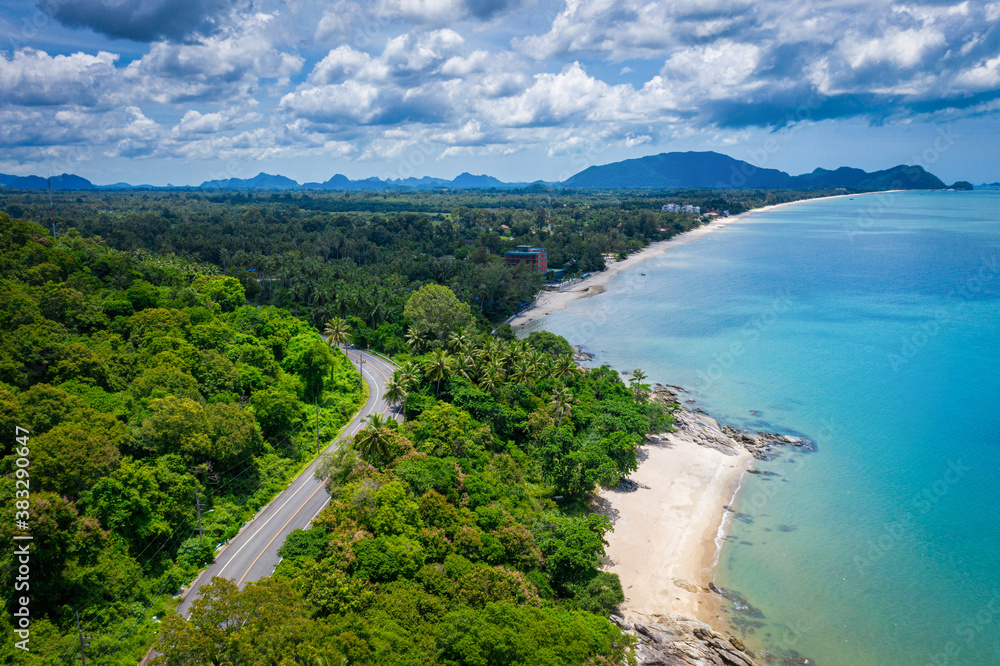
[176, 347, 397, 616]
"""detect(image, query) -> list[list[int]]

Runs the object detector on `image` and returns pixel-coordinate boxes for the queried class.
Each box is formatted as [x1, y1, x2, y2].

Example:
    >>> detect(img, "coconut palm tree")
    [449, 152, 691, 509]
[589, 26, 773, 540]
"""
[423, 348, 456, 395]
[405, 329, 425, 354]
[550, 387, 576, 426]
[456, 352, 480, 382]
[478, 370, 500, 394]
[552, 356, 581, 383]
[384, 375, 407, 415]
[629, 368, 650, 403]
[353, 413, 393, 463]
[396, 361, 422, 392]
[447, 330, 472, 353]
[510, 359, 534, 385]
[323, 317, 351, 351]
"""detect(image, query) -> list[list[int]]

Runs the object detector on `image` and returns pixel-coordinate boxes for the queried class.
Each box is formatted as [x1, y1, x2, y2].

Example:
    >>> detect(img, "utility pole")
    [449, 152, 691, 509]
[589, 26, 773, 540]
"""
[315, 399, 320, 455]
[76, 611, 90, 665]
[195, 488, 204, 545]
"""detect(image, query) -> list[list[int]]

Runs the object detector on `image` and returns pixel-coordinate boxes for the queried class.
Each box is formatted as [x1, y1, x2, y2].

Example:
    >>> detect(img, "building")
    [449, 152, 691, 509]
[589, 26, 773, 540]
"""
[505, 245, 548, 273]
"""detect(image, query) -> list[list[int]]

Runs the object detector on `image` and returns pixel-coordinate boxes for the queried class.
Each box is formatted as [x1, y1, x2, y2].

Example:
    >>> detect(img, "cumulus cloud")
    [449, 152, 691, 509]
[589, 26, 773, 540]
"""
[3, 0, 1000, 175]
[0, 49, 120, 107]
[49, 0, 240, 42]
[123, 12, 304, 103]
[375, 0, 520, 22]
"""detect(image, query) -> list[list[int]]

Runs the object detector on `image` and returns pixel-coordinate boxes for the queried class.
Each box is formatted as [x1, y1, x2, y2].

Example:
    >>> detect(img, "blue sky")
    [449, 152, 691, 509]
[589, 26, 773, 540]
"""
[1, 0, 998, 185]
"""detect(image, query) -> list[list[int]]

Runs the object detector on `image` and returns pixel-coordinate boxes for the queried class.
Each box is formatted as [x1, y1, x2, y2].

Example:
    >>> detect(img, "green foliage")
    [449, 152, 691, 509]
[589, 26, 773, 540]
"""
[404, 284, 474, 343]
[525, 330, 574, 357]
[192, 274, 246, 312]
[0, 218, 363, 663]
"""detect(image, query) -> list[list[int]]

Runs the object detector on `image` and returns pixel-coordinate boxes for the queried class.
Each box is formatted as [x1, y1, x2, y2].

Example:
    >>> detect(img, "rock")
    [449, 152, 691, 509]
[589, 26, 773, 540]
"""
[729, 637, 746, 651]
[621, 614, 761, 665]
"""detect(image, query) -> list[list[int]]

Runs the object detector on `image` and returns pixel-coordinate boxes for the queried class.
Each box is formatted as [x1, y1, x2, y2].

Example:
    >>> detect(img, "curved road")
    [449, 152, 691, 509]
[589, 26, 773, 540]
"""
[176, 348, 397, 616]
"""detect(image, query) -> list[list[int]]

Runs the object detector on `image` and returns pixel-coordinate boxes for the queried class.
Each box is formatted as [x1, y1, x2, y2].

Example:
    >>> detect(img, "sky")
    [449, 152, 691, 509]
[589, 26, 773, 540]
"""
[1, 0, 998, 186]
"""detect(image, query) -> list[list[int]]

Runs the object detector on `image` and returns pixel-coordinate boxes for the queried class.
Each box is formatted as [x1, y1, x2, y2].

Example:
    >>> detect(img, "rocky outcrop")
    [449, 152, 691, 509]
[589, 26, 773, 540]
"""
[611, 613, 758, 666]
[650, 385, 815, 460]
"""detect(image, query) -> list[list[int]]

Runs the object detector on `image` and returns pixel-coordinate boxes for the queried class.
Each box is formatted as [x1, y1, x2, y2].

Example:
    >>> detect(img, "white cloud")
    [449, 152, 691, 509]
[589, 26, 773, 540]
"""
[0, 49, 120, 107]
[123, 12, 304, 104]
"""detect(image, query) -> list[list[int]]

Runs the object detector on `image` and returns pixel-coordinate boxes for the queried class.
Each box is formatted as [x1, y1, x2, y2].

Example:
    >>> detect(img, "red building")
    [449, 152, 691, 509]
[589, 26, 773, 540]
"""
[504, 245, 548, 273]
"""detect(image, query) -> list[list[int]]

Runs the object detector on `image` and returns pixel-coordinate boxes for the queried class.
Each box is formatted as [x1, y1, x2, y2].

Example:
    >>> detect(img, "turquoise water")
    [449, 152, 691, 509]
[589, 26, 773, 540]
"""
[521, 191, 1000, 665]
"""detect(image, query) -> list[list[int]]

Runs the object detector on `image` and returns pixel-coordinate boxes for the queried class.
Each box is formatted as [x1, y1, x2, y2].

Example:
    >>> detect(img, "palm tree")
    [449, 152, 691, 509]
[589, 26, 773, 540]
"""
[323, 317, 351, 351]
[396, 361, 422, 391]
[478, 370, 500, 394]
[550, 387, 576, 426]
[384, 375, 407, 414]
[423, 348, 456, 395]
[447, 330, 472, 353]
[353, 413, 392, 463]
[552, 356, 580, 383]
[405, 329, 425, 354]
[510, 359, 534, 385]
[456, 352, 479, 382]
[629, 368, 650, 403]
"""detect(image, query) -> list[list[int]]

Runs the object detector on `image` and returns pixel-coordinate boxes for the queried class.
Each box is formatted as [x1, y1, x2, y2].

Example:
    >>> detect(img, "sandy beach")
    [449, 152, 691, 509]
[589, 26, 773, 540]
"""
[509, 194, 854, 328]
[596, 405, 754, 631]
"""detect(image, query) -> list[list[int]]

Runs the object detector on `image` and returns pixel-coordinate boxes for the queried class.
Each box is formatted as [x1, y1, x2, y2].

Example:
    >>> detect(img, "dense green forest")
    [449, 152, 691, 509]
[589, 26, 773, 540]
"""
[0, 187, 826, 354]
[0, 186, 804, 664]
[0, 213, 364, 663]
[152, 293, 675, 665]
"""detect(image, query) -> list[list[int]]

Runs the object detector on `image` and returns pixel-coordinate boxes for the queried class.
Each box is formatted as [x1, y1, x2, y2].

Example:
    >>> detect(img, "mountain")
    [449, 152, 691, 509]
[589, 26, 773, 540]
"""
[784, 164, 946, 190]
[0, 173, 96, 190]
[199, 172, 300, 189]
[560, 151, 791, 189]
[560, 151, 946, 191]
[0, 154, 950, 192]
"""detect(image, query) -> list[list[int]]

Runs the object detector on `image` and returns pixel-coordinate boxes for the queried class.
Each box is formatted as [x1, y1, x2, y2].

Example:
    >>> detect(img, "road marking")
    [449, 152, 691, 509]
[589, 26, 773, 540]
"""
[236, 480, 328, 586]
[193, 350, 396, 598]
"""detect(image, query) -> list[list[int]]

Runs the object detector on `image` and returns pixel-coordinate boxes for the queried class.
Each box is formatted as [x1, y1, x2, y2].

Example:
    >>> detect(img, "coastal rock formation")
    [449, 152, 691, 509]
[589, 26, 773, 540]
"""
[611, 613, 758, 666]
[651, 385, 814, 460]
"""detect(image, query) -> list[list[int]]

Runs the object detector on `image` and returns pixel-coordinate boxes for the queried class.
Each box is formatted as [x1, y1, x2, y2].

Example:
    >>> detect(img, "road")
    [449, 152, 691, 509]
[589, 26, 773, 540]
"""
[176, 347, 397, 616]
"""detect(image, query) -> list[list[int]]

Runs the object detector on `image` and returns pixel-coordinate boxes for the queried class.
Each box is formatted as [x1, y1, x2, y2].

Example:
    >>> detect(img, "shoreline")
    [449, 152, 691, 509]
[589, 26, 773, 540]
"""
[594, 393, 753, 632]
[509, 192, 859, 328]
[593, 387, 813, 663]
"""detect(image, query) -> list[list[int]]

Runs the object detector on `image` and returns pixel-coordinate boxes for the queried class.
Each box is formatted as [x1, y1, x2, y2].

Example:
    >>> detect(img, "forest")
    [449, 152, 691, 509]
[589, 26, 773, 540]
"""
[0, 186, 817, 663]
[0, 187, 825, 354]
[0, 213, 363, 663]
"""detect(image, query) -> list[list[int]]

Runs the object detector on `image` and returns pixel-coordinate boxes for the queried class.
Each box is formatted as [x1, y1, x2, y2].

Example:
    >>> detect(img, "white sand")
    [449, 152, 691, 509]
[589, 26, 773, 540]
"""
[596, 412, 753, 629]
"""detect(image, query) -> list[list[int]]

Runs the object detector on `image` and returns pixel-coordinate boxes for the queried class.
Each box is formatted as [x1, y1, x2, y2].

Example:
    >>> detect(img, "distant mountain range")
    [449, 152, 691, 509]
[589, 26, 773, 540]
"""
[0, 152, 960, 192]
[562, 152, 947, 190]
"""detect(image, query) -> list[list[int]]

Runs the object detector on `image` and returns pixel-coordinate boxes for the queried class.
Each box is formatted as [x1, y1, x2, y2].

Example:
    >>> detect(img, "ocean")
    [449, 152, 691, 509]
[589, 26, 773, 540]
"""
[520, 190, 1000, 665]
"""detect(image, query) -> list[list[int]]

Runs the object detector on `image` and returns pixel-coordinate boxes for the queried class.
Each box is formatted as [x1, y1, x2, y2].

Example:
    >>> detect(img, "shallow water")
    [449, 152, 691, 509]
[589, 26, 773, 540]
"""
[521, 190, 1000, 665]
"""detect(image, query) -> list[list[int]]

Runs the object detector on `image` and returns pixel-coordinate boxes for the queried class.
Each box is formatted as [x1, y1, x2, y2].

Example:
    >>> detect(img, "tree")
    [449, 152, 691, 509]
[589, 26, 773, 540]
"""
[629, 368, 650, 403]
[152, 577, 308, 666]
[250, 386, 304, 441]
[323, 316, 351, 351]
[384, 375, 407, 413]
[34, 413, 125, 497]
[550, 387, 575, 427]
[192, 275, 246, 312]
[352, 413, 393, 465]
[283, 333, 336, 402]
[423, 347, 456, 395]
[525, 331, 574, 358]
[404, 284, 475, 343]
